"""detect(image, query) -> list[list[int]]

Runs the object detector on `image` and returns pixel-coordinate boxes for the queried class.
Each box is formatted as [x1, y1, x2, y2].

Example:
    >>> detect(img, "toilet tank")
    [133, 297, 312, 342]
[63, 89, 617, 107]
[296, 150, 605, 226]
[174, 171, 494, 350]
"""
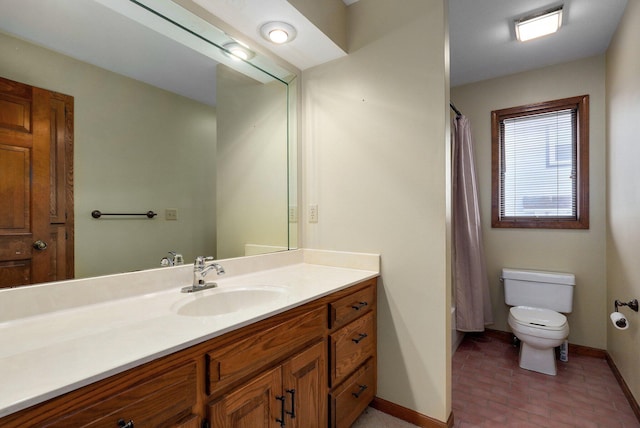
[502, 268, 574, 313]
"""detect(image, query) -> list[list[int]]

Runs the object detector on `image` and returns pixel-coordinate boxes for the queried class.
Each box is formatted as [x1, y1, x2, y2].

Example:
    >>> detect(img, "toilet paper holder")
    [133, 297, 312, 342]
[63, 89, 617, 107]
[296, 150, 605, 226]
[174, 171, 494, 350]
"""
[614, 299, 639, 312]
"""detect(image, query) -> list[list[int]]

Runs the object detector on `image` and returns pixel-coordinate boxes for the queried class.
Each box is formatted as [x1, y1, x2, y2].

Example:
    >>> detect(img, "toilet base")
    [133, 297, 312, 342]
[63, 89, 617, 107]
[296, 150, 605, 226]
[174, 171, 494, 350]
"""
[518, 342, 557, 376]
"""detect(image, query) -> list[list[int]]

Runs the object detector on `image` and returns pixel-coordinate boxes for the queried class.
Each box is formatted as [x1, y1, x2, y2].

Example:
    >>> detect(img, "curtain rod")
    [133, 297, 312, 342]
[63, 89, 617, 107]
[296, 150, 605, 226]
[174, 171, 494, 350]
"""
[450, 102, 462, 117]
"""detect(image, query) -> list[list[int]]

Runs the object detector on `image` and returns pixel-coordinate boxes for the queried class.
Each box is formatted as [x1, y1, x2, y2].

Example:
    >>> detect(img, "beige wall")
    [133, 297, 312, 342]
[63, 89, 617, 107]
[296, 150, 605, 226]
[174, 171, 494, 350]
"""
[606, 0, 640, 403]
[451, 55, 607, 349]
[302, 0, 451, 422]
[0, 31, 217, 277]
[216, 65, 289, 258]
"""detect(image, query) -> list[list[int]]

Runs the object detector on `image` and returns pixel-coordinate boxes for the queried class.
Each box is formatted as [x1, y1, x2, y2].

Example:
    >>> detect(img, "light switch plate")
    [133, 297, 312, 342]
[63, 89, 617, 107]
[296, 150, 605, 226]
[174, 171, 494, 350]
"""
[165, 208, 178, 221]
[309, 204, 318, 223]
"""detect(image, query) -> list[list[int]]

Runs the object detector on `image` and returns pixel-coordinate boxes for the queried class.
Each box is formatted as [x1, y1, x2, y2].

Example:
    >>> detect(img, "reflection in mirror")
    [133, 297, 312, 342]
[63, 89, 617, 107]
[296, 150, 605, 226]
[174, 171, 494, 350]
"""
[0, 0, 297, 281]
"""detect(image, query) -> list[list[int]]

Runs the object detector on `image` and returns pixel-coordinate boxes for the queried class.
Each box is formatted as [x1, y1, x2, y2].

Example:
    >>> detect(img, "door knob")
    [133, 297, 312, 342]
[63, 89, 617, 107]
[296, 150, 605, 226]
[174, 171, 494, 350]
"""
[33, 240, 48, 250]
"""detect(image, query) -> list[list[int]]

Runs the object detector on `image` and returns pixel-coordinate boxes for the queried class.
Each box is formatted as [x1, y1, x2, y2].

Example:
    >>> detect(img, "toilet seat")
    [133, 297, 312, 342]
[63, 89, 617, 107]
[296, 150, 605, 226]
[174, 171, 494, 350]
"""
[508, 306, 570, 375]
[509, 306, 567, 331]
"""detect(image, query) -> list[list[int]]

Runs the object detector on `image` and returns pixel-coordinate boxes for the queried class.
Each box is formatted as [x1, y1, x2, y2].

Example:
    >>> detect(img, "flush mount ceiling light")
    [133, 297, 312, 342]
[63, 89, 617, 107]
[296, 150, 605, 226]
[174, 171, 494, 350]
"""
[260, 21, 297, 44]
[223, 42, 255, 61]
[515, 5, 563, 42]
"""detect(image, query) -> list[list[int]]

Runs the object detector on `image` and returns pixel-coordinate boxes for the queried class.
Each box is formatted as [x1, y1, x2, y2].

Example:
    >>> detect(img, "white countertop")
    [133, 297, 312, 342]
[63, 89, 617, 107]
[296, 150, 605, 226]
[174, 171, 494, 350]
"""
[0, 249, 379, 418]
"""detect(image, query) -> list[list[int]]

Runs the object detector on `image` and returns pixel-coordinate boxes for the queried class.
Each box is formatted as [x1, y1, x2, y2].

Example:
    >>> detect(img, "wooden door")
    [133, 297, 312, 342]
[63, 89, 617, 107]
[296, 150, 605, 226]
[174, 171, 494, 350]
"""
[0, 76, 73, 288]
[283, 341, 327, 428]
[209, 366, 284, 427]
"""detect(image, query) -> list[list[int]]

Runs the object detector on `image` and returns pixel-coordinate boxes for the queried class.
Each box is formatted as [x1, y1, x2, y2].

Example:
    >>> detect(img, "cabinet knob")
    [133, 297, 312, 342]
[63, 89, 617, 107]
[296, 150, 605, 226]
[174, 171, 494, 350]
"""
[352, 384, 368, 398]
[117, 419, 134, 428]
[276, 395, 286, 427]
[351, 301, 368, 311]
[286, 389, 296, 418]
[352, 333, 368, 344]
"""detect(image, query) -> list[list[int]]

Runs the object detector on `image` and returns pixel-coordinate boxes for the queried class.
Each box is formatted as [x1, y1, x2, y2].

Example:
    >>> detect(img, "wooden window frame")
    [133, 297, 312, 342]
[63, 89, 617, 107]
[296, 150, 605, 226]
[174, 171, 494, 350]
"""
[491, 95, 589, 229]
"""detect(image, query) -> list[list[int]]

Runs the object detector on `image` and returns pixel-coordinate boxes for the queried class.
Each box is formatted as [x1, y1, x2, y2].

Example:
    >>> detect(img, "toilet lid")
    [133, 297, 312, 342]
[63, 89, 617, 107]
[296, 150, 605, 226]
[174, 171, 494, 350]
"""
[510, 306, 567, 328]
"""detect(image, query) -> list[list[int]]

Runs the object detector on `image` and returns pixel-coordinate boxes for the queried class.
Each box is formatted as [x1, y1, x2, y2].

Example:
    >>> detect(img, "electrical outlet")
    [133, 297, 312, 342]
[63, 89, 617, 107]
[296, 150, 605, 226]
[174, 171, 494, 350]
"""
[309, 204, 318, 223]
[165, 208, 178, 221]
[289, 206, 298, 223]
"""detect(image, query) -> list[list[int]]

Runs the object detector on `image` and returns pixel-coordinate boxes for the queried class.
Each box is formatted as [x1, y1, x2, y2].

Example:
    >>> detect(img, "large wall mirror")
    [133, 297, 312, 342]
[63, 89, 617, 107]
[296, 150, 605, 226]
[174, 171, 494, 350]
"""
[0, 0, 298, 280]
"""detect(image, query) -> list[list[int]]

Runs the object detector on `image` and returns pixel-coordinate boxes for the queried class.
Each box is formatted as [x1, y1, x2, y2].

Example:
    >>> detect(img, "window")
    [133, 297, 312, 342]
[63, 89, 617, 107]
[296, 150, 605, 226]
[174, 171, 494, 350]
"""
[491, 95, 589, 229]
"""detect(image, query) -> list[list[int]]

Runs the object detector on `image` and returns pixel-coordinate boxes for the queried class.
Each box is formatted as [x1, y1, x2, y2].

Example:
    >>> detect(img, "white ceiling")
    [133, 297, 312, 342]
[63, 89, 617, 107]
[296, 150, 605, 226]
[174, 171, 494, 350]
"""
[449, 0, 628, 87]
[191, 0, 347, 70]
[2, 0, 623, 105]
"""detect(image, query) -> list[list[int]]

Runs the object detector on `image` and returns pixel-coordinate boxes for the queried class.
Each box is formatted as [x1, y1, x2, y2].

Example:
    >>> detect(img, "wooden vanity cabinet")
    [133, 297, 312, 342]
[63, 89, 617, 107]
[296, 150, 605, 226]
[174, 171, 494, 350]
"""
[0, 355, 201, 428]
[206, 307, 327, 428]
[328, 281, 377, 428]
[208, 341, 326, 427]
[206, 278, 377, 428]
[0, 278, 377, 428]
[60, 362, 199, 428]
[205, 307, 326, 395]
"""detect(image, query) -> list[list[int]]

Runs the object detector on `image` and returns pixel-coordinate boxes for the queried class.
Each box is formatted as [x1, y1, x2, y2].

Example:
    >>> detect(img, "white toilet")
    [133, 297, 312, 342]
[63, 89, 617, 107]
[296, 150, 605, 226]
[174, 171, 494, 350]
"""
[502, 268, 574, 376]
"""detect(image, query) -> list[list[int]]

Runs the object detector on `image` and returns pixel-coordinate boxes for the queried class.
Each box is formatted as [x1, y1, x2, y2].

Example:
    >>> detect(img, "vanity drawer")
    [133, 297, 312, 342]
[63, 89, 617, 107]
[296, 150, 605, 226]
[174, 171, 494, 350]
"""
[49, 362, 197, 427]
[329, 280, 375, 330]
[206, 306, 326, 394]
[329, 311, 375, 387]
[330, 357, 375, 428]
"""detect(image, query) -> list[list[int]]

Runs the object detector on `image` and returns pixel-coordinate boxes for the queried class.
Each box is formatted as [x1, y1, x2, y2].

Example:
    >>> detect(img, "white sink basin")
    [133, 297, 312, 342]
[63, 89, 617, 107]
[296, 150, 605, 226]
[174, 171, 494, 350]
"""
[173, 285, 287, 317]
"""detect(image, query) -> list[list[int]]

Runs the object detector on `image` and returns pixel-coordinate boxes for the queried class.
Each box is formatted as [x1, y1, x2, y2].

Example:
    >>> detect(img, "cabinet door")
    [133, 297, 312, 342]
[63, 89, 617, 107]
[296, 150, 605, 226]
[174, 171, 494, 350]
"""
[209, 366, 284, 428]
[283, 341, 327, 428]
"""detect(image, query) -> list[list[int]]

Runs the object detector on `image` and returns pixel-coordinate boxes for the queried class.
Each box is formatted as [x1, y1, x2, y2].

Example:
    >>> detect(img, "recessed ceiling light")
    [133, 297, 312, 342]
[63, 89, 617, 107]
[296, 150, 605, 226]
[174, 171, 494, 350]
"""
[515, 6, 563, 42]
[260, 22, 297, 44]
[223, 42, 255, 61]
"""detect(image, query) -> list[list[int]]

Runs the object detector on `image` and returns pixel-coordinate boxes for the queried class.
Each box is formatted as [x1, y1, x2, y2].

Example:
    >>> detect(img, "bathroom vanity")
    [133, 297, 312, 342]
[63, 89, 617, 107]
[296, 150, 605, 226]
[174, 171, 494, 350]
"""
[0, 250, 379, 427]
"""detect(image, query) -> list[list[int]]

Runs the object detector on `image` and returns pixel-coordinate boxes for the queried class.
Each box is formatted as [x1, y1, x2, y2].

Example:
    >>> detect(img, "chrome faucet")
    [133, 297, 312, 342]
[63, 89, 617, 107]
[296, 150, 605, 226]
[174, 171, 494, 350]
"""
[161, 251, 184, 267]
[181, 256, 225, 293]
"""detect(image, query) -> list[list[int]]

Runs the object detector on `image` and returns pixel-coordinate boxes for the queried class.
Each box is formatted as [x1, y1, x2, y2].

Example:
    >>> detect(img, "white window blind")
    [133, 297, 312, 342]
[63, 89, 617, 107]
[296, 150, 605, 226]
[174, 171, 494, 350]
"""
[499, 109, 577, 219]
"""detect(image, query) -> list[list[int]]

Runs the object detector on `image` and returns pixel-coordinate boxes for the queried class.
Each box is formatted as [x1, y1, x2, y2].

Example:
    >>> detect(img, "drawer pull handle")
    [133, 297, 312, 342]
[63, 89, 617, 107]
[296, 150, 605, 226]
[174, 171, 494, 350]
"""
[352, 333, 368, 344]
[351, 301, 368, 310]
[276, 395, 286, 426]
[352, 384, 368, 398]
[117, 419, 134, 428]
[286, 388, 296, 418]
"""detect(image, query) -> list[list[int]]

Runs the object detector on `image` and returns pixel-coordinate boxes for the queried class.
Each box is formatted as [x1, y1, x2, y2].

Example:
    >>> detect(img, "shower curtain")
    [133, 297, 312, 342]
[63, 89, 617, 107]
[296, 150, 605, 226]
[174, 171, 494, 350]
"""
[452, 114, 493, 332]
